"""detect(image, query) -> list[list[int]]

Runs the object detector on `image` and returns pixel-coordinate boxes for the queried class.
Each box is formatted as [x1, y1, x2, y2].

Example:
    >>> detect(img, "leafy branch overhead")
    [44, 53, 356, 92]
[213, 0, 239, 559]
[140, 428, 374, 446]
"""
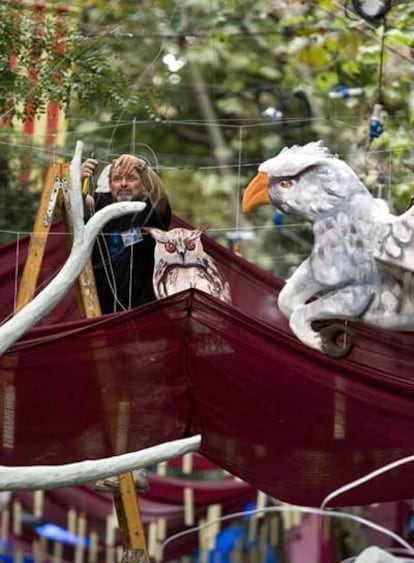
[0, 3, 141, 121]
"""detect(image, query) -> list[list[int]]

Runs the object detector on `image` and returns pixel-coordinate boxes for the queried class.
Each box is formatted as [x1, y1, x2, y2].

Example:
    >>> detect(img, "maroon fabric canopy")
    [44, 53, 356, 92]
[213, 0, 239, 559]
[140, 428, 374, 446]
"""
[1, 218, 414, 508]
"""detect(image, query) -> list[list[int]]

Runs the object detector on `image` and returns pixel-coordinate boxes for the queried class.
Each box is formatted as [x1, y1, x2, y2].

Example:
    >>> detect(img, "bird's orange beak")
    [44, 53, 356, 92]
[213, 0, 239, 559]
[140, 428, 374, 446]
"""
[241, 172, 270, 213]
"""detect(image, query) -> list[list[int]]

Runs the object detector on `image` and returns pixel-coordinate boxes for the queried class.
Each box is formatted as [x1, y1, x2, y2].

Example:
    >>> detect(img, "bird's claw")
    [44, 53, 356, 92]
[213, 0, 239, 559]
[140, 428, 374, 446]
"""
[317, 322, 355, 358]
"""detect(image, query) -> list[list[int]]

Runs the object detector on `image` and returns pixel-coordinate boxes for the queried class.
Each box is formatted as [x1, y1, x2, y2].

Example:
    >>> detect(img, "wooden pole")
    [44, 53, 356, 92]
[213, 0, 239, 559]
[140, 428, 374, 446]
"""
[14, 163, 62, 312]
[65, 174, 150, 561]
[15, 161, 149, 562]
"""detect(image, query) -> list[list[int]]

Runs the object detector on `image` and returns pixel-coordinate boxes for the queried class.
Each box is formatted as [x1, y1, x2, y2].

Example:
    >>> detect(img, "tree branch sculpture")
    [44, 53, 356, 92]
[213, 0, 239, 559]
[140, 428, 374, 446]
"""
[0, 140, 146, 356]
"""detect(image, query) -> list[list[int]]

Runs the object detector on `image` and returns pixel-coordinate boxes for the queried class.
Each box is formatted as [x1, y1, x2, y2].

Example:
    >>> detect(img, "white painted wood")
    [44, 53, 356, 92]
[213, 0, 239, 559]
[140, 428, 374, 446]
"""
[352, 546, 397, 562]
[0, 435, 201, 490]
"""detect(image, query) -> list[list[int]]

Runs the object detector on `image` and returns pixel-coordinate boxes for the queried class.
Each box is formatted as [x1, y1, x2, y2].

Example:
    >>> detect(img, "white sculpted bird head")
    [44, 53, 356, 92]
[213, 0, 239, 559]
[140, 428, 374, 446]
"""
[241, 140, 414, 359]
[242, 141, 369, 221]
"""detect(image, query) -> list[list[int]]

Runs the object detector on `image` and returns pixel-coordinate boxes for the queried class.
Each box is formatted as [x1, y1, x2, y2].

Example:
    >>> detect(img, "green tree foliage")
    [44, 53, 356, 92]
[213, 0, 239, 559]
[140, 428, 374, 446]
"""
[0, 0, 144, 242]
[0, 2, 142, 121]
[1, 0, 414, 274]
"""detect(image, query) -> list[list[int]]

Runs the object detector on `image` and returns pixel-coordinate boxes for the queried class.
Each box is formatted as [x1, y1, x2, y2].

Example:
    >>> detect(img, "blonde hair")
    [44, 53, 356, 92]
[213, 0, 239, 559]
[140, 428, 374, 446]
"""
[110, 157, 169, 215]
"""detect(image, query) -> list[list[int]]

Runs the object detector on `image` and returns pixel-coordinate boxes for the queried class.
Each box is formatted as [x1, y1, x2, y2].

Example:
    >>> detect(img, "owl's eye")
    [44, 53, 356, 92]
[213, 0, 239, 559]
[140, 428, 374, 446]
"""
[185, 239, 196, 251]
[165, 240, 177, 253]
[279, 179, 292, 189]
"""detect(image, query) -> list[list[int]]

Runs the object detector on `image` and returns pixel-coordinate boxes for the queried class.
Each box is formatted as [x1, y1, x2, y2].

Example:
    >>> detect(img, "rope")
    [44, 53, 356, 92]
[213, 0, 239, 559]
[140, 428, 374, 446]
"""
[13, 232, 20, 314]
[235, 126, 243, 230]
[160, 504, 414, 561]
[128, 242, 133, 311]
[321, 453, 414, 511]
[89, 196, 127, 313]
[378, 17, 388, 105]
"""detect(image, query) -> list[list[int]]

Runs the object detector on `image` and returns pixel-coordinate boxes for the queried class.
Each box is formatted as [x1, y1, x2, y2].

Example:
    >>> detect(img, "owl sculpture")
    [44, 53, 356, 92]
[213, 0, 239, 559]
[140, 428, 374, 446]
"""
[144, 225, 232, 304]
[242, 140, 414, 357]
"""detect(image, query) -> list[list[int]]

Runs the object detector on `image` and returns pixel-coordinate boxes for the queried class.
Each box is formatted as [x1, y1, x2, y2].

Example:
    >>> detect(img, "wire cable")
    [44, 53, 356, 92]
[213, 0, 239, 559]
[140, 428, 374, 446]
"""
[160, 504, 414, 562]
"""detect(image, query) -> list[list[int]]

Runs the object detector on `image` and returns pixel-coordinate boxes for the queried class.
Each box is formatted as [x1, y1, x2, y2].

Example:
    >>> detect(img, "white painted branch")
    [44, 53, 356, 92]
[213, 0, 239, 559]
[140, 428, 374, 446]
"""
[68, 139, 85, 242]
[0, 141, 146, 356]
[354, 546, 396, 562]
[0, 435, 201, 490]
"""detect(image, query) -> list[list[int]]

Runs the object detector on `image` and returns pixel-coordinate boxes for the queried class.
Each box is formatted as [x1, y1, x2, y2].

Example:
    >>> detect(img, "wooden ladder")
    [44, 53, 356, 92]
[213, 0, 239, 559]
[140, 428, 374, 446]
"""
[15, 161, 150, 563]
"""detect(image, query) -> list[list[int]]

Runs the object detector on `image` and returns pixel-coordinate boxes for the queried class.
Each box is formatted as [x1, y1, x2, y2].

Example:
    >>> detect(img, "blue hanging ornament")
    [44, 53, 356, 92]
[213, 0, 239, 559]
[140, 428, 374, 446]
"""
[369, 103, 384, 142]
[329, 85, 363, 99]
[273, 210, 284, 226]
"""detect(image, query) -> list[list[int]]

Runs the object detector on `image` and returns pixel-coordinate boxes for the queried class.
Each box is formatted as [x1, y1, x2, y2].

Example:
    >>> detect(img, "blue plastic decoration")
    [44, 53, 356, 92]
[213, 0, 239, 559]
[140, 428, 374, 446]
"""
[369, 104, 384, 141]
[35, 523, 90, 547]
[329, 85, 363, 99]
[273, 211, 284, 226]
[0, 556, 34, 563]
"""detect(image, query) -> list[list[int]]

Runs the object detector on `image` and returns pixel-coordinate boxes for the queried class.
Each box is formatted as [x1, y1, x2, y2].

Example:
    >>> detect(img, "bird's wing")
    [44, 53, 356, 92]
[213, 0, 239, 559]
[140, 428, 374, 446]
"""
[200, 255, 232, 303]
[153, 260, 170, 299]
[374, 206, 414, 273]
[310, 213, 375, 287]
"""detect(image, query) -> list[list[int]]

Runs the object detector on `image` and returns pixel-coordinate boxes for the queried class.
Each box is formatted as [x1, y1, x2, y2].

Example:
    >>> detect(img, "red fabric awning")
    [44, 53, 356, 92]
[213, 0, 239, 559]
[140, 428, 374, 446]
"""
[1, 218, 414, 507]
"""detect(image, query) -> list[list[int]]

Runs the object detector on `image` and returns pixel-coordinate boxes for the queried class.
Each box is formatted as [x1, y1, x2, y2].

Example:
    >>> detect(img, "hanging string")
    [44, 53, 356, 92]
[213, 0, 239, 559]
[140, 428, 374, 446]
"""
[13, 232, 20, 314]
[128, 245, 133, 310]
[160, 504, 414, 561]
[130, 117, 136, 155]
[89, 198, 127, 313]
[321, 452, 414, 511]
[369, 16, 387, 144]
[235, 125, 244, 231]
[377, 16, 388, 107]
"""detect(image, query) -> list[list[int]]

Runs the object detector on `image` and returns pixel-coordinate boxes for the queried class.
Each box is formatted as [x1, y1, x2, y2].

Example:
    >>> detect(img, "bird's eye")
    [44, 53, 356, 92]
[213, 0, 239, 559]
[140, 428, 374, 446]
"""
[279, 179, 292, 189]
[165, 240, 176, 253]
[185, 239, 196, 251]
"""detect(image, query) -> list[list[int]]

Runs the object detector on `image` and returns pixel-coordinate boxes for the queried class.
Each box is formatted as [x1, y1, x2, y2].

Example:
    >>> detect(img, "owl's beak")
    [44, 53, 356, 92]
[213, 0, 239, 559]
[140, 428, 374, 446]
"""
[242, 172, 270, 213]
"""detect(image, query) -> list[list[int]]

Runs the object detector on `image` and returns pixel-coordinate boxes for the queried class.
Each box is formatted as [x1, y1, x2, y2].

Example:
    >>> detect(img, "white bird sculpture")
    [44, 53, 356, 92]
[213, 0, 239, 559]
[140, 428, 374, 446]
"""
[352, 546, 400, 562]
[242, 141, 414, 357]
